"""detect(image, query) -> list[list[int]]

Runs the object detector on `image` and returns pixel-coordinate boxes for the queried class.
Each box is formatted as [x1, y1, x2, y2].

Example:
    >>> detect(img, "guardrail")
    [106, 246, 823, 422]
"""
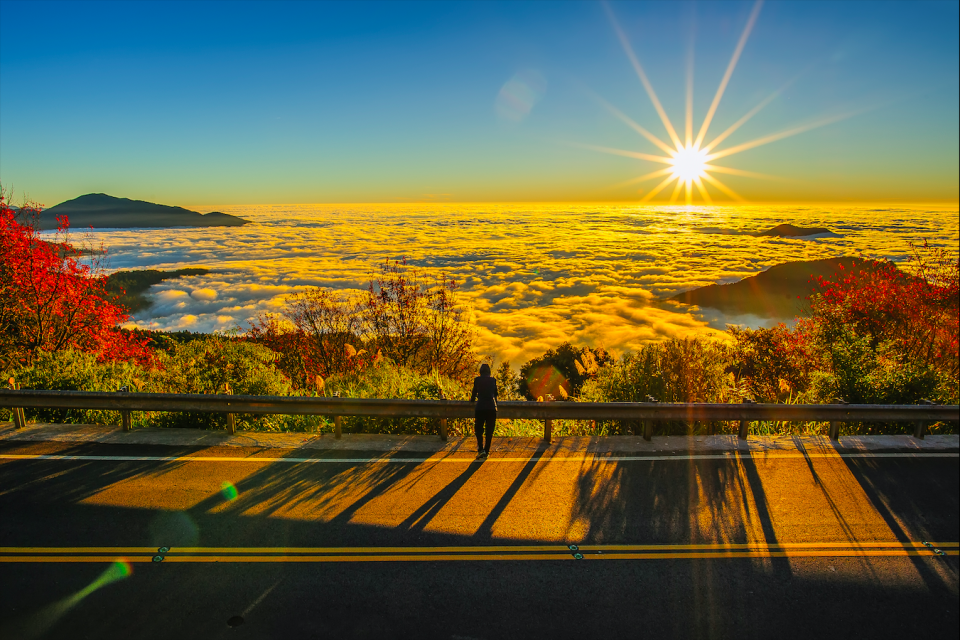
[0, 389, 956, 443]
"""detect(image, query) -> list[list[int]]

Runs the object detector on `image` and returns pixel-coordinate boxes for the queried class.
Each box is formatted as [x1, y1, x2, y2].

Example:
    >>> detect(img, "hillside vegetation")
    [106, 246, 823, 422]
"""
[105, 268, 210, 313]
[3, 191, 957, 437]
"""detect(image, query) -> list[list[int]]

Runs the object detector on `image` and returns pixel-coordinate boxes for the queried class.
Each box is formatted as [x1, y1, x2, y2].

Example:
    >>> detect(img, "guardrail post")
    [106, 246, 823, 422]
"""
[117, 386, 132, 432]
[829, 421, 839, 441]
[830, 398, 848, 441]
[223, 383, 235, 435]
[915, 399, 936, 439]
[331, 391, 342, 439]
[738, 399, 754, 440]
[438, 393, 448, 441]
[643, 395, 657, 441]
[7, 378, 26, 429]
[542, 394, 553, 443]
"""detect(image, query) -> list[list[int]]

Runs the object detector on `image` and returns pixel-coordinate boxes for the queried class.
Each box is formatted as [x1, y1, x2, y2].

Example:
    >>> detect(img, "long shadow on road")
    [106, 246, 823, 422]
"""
[1, 441, 958, 640]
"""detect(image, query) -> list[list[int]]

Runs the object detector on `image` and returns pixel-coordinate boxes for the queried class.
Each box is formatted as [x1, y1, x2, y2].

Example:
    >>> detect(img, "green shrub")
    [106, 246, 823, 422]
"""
[728, 324, 815, 402]
[325, 361, 470, 435]
[517, 342, 611, 400]
[580, 337, 735, 435]
[6, 349, 150, 425]
[149, 334, 296, 430]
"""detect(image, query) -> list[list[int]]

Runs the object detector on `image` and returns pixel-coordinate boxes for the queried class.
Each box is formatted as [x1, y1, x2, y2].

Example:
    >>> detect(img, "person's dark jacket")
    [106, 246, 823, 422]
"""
[471, 376, 498, 411]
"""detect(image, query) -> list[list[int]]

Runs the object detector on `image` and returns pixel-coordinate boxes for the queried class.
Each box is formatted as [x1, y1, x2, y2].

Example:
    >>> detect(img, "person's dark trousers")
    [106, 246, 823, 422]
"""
[474, 410, 497, 452]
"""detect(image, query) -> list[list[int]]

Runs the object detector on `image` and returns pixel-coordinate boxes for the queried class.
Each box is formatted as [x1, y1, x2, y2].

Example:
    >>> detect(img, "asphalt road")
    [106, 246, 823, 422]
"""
[0, 440, 957, 640]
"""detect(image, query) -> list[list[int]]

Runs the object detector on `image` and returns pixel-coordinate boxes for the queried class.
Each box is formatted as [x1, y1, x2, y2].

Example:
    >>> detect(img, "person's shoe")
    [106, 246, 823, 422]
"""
[479, 451, 488, 459]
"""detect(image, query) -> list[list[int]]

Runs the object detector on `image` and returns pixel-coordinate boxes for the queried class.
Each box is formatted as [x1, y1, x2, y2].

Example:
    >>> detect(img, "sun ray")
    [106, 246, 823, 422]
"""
[603, 1, 684, 150]
[685, 44, 694, 148]
[701, 164, 781, 180]
[592, 1, 868, 203]
[611, 167, 675, 189]
[706, 110, 861, 162]
[693, 0, 764, 149]
[642, 174, 680, 202]
[700, 172, 745, 202]
[669, 177, 685, 203]
[571, 142, 673, 165]
[693, 176, 713, 204]
[586, 90, 677, 155]
[702, 87, 781, 153]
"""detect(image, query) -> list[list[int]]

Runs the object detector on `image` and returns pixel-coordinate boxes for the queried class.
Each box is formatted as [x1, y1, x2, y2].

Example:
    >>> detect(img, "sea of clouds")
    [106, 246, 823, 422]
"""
[57, 203, 959, 367]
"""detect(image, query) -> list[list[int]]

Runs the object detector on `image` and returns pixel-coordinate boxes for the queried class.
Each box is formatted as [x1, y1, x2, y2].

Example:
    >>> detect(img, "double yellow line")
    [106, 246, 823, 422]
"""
[1, 541, 956, 563]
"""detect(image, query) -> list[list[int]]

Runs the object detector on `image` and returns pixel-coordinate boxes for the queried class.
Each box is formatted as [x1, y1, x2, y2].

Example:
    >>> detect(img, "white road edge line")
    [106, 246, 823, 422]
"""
[0, 452, 957, 464]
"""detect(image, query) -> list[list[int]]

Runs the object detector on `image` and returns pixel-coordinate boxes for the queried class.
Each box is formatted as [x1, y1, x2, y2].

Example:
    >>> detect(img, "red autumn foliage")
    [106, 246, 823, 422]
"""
[365, 258, 477, 381]
[728, 322, 815, 402]
[247, 288, 373, 390]
[0, 190, 153, 367]
[248, 258, 478, 388]
[807, 243, 959, 378]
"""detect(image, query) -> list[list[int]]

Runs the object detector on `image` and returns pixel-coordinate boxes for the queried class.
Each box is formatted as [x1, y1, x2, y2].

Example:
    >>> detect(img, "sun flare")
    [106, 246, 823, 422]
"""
[587, 0, 852, 205]
[669, 146, 708, 182]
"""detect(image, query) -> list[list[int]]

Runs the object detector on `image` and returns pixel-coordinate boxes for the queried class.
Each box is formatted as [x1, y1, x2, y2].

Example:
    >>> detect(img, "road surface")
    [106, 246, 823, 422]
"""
[0, 439, 957, 639]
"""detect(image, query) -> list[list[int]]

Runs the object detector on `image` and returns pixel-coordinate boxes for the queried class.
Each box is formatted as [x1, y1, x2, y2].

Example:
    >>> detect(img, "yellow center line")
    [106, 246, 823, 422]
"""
[1, 542, 955, 559]
[0, 549, 955, 563]
[2, 542, 956, 553]
[577, 541, 960, 551]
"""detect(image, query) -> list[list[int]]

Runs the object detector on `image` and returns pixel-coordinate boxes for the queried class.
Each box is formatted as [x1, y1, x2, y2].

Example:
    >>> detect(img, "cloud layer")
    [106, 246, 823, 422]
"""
[59, 202, 959, 367]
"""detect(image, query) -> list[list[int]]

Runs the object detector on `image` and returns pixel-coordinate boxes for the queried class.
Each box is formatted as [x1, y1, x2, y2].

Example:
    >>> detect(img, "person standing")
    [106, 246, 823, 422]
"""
[470, 363, 498, 459]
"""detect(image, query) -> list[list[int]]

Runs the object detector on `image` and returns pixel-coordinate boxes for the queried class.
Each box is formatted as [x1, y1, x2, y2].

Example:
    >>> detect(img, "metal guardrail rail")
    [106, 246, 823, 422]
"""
[1, 389, 957, 442]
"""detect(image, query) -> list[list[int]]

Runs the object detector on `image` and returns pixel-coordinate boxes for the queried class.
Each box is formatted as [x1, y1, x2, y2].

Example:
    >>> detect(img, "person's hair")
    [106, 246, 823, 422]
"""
[479, 363, 491, 377]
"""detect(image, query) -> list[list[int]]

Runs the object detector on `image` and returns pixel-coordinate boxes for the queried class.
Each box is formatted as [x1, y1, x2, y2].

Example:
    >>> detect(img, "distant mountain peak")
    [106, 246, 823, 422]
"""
[669, 257, 884, 319]
[37, 193, 250, 230]
[759, 223, 835, 237]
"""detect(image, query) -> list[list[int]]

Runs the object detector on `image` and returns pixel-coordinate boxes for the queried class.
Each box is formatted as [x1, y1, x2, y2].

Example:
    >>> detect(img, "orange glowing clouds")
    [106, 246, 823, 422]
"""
[103, 202, 957, 366]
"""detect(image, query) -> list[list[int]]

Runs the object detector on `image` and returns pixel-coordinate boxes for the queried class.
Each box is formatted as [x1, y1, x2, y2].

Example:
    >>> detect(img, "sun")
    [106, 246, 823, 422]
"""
[581, 1, 855, 205]
[670, 146, 708, 182]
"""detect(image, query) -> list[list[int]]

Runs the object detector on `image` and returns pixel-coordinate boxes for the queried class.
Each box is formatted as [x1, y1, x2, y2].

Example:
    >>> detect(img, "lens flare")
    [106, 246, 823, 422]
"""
[0, 561, 132, 640]
[495, 68, 547, 122]
[525, 364, 568, 400]
[221, 481, 239, 501]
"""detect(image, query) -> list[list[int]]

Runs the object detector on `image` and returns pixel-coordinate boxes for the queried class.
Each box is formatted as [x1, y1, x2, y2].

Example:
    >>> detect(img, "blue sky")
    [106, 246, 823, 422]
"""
[1, 0, 957, 205]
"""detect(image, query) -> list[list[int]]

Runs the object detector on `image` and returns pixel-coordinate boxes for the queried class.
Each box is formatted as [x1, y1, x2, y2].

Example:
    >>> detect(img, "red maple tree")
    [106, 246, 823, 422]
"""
[0, 190, 152, 368]
[807, 244, 959, 379]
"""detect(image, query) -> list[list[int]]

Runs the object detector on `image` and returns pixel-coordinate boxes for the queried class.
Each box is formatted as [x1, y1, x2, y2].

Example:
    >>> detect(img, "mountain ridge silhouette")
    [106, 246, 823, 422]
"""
[669, 257, 886, 319]
[38, 193, 249, 229]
